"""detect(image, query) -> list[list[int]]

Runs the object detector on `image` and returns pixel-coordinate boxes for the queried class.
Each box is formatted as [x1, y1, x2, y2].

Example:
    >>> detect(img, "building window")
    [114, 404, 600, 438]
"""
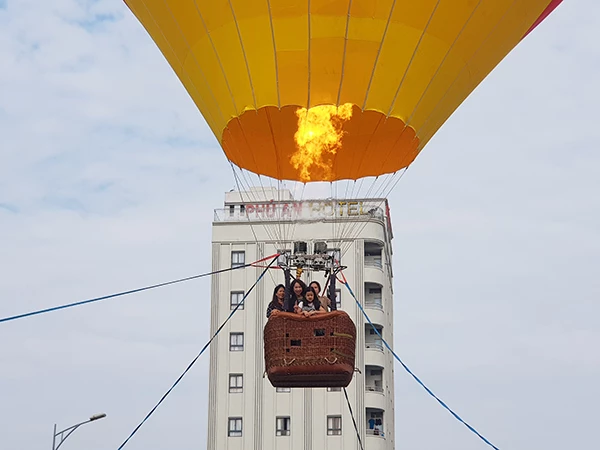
[366, 409, 384, 436]
[228, 417, 242, 437]
[365, 366, 383, 393]
[240, 204, 245, 214]
[335, 289, 341, 309]
[276, 417, 291, 436]
[369, 327, 382, 336]
[328, 248, 341, 263]
[368, 287, 382, 299]
[327, 387, 341, 392]
[230, 291, 245, 310]
[365, 325, 384, 351]
[327, 415, 342, 435]
[231, 251, 245, 268]
[365, 283, 383, 309]
[276, 387, 291, 393]
[364, 243, 383, 269]
[229, 374, 243, 393]
[229, 205, 235, 216]
[229, 332, 244, 351]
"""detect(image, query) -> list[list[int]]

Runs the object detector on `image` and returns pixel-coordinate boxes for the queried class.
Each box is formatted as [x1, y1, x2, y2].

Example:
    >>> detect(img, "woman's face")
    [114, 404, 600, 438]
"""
[310, 282, 320, 295]
[293, 282, 303, 297]
[276, 287, 285, 301]
[305, 291, 315, 302]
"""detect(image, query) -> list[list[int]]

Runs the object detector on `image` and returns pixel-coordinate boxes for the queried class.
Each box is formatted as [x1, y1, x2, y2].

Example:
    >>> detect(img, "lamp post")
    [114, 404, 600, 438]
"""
[52, 413, 106, 450]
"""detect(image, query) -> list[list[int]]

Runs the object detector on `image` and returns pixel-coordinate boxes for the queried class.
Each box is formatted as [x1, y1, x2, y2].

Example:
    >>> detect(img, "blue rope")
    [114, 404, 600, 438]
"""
[117, 255, 279, 449]
[341, 281, 500, 450]
[0, 262, 258, 325]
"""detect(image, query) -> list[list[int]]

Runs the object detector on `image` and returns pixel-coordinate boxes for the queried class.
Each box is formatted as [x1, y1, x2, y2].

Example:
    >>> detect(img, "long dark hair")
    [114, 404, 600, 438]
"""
[304, 286, 321, 310]
[309, 280, 321, 295]
[290, 278, 307, 299]
[272, 284, 285, 304]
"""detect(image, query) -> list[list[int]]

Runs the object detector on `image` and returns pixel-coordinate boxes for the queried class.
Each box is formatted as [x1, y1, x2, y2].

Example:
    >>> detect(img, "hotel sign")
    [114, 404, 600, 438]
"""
[243, 200, 379, 220]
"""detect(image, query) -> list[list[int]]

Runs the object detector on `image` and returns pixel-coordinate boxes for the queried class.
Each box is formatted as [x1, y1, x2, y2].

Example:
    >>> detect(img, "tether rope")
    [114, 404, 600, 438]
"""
[339, 271, 500, 450]
[0, 254, 280, 325]
[343, 387, 365, 450]
[117, 254, 279, 449]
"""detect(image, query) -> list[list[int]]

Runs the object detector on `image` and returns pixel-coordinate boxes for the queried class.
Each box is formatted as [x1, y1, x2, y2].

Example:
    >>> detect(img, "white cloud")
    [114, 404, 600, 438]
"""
[1, 1, 599, 449]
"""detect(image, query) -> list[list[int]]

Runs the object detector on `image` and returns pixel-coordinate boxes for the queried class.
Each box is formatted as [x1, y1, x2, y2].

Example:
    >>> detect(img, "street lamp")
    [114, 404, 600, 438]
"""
[52, 413, 106, 450]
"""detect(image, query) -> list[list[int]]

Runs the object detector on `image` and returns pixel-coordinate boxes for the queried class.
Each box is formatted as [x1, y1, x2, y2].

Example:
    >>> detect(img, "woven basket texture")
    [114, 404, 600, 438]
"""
[264, 311, 356, 388]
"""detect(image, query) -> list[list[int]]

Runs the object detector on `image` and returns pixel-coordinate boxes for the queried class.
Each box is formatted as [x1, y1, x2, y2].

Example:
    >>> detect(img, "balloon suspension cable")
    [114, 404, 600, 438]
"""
[328, 267, 337, 311]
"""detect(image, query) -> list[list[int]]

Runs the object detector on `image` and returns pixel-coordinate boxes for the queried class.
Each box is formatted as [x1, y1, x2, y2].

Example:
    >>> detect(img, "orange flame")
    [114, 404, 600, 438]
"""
[291, 103, 353, 182]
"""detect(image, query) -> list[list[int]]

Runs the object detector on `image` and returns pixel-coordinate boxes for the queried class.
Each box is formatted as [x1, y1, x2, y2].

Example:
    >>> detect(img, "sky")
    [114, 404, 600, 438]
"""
[0, 1, 598, 449]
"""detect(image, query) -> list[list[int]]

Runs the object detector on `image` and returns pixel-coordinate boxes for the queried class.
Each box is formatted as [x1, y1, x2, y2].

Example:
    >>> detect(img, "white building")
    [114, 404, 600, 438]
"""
[207, 188, 396, 450]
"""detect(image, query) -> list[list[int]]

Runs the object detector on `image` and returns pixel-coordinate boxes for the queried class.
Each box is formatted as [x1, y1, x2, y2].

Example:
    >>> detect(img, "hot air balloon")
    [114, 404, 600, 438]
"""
[123, 0, 563, 388]
[124, 0, 562, 183]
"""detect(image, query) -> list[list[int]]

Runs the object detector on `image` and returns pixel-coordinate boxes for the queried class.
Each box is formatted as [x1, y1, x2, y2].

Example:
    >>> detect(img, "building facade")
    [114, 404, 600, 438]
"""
[207, 188, 396, 450]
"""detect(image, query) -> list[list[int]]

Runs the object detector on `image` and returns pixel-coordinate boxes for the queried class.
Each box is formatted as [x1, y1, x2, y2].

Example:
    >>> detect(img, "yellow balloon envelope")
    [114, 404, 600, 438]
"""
[124, 0, 563, 182]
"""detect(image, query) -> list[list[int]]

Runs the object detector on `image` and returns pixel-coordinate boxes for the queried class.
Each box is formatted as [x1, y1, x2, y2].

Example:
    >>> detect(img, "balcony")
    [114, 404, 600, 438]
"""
[365, 298, 383, 310]
[366, 408, 385, 438]
[364, 242, 383, 269]
[364, 283, 383, 310]
[364, 256, 382, 269]
[365, 365, 384, 394]
[364, 257, 382, 269]
[366, 429, 385, 437]
[365, 340, 383, 351]
[365, 324, 383, 352]
[365, 298, 383, 309]
[366, 385, 384, 392]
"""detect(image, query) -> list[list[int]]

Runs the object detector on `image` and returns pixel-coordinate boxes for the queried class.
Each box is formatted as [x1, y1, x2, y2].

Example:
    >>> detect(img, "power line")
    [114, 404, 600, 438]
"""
[117, 255, 279, 449]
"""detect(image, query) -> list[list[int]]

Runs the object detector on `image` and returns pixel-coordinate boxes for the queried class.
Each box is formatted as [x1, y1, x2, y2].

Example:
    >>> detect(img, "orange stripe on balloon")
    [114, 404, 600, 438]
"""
[221, 105, 420, 182]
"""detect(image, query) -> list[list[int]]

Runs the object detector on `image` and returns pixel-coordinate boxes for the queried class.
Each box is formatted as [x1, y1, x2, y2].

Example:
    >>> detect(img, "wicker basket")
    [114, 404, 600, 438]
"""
[264, 311, 356, 388]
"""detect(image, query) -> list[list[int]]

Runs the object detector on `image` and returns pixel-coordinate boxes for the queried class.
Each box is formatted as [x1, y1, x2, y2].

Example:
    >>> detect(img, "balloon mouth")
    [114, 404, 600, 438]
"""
[292, 103, 354, 182]
[221, 105, 420, 183]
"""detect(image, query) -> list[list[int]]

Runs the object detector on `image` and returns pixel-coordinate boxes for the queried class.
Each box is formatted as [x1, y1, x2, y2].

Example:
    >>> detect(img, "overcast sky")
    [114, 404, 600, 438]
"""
[1, 1, 598, 449]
